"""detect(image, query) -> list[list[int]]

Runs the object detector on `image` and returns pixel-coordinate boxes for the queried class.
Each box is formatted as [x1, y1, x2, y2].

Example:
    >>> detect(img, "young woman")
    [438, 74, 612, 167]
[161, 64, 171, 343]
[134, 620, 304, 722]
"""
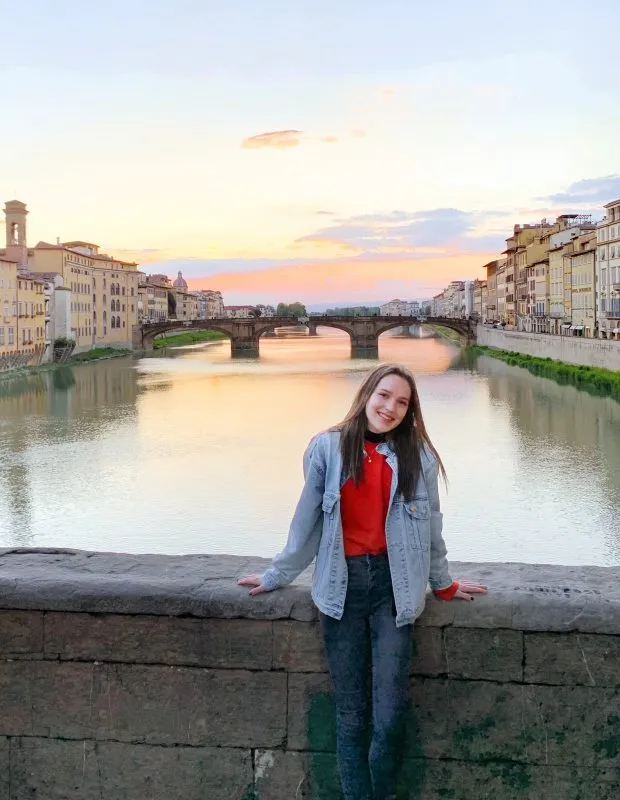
[238, 363, 487, 800]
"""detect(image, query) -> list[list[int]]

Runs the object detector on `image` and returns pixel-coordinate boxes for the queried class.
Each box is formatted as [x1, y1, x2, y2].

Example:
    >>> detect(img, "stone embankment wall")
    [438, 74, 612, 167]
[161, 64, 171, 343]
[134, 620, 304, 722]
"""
[476, 325, 620, 371]
[0, 550, 619, 799]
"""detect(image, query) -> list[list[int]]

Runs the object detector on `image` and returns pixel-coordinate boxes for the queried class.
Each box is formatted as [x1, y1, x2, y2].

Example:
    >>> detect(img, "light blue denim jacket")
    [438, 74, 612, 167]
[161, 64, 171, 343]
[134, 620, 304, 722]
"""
[260, 430, 452, 627]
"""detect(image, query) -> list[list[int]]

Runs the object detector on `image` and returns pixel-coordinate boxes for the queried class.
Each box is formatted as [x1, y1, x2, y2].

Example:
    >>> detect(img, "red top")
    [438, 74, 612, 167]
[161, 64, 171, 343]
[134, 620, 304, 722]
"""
[341, 441, 392, 556]
[340, 440, 459, 601]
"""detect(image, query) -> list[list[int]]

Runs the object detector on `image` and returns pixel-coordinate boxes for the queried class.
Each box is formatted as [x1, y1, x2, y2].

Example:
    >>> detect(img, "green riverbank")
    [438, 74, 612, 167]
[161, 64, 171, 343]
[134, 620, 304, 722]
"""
[467, 345, 620, 402]
[70, 347, 132, 362]
[427, 325, 464, 344]
[0, 347, 133, 383]
[152, 330, 226, 349]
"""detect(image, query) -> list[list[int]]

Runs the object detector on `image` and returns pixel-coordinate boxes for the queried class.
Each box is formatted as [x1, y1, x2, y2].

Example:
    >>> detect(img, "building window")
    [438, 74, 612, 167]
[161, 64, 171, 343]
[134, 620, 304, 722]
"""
[111, 317, 116, 329]
[116, 316, 121, 328]
[8, 328, 14, 345]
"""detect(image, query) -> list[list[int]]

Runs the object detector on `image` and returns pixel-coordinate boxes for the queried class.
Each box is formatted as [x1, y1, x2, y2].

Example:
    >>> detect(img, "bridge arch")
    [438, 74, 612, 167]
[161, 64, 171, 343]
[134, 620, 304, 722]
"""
[152, 324, 233, 342]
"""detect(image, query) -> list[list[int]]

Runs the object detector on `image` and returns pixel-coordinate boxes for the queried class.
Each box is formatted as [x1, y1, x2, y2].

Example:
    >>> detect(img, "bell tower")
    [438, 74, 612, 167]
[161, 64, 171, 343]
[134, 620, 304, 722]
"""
[4, 199, 29, 267]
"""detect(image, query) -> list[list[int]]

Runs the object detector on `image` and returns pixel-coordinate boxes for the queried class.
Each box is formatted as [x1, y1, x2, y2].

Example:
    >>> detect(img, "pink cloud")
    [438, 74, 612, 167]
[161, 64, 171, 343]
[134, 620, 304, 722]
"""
[241, 130, 303, 150]
[186, 251, 497, 304]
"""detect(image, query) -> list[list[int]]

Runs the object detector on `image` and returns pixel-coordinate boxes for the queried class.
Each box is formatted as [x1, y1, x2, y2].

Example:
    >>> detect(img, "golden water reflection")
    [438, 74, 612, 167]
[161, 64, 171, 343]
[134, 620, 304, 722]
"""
[0, 331, 618, 564]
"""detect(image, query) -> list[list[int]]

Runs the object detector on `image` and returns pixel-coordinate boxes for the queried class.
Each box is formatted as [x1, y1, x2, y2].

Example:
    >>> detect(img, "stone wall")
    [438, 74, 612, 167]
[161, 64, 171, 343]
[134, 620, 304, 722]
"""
[0, 549, 619, 799]
[476, 325, 620, 371]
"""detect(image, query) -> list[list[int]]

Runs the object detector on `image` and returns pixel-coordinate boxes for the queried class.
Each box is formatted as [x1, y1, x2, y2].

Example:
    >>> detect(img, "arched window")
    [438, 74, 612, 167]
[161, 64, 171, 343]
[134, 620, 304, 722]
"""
[103, 311, 107, 323]
[116, 315, 121, 328]
[111, 317, 116, 329]
[122, 286, 125, 296]
[111, 299, 115, 310]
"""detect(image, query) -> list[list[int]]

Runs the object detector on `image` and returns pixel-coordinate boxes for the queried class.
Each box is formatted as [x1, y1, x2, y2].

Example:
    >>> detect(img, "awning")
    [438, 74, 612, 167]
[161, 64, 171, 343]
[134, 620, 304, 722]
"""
[613, 328, 620, 334]
[562, 323, 571, 328]
[573, 325, 584, 331]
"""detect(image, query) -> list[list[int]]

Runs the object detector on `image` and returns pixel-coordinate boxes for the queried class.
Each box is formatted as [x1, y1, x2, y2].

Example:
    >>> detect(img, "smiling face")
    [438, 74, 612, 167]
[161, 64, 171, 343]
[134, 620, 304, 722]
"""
[364, 374, 412, 434]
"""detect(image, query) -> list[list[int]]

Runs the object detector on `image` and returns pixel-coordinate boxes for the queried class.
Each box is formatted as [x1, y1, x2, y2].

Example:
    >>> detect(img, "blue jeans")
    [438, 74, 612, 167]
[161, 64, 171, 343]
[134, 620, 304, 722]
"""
[321, 553, 412, 800]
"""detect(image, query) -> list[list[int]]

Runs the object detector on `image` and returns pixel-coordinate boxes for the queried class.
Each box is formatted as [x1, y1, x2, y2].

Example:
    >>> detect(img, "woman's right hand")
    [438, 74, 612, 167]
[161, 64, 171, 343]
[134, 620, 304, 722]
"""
[237, 574, 270, 596]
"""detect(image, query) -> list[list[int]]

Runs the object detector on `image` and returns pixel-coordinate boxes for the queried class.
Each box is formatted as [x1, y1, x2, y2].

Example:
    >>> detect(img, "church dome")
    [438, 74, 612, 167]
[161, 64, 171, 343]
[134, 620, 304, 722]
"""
[173, 270, 188, 291]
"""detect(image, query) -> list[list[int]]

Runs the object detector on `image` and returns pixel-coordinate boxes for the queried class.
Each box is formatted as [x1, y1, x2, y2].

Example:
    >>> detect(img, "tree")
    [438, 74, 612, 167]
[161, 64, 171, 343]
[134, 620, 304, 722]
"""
[288, 302, 307, 317]
[276, 302, 307, 317]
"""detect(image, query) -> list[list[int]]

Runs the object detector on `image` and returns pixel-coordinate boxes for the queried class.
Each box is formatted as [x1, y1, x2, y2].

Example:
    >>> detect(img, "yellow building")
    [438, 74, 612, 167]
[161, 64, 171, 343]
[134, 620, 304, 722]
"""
[30, 241, 139, 350]
[1, 201, 140, 353]
[544, 216, 596, 335]
[0, 257, 46, 364]
[481, 259, 501, 322]
[174, 290, 200, 321]
[496, 259, 507, 322]
[532, 257, 549, 333]
[142, 278, 169, 322]
[0, 257, 18, 357]
[569, 232, 597, 337]
[503, 222, 555, 330]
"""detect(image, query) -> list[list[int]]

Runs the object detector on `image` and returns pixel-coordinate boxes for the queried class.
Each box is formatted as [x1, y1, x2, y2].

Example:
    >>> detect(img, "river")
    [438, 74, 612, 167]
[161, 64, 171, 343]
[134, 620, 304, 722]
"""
[0, 329, 618, 566]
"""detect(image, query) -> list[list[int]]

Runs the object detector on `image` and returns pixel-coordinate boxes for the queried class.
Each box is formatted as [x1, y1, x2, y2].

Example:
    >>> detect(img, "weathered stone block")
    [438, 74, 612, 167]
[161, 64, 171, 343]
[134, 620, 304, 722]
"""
[411, 626, 446, 676]
[0, 662, 38, 736]
[444, 628, 523, 681]
[9, 736, 253, 800]
[44, 612, 273, 670]
[0, 736, 8, 800]
[272, 620, 327, 672]
[97, 741, 253, 800]
[254, 750, 341, 800]
[397, 759, 620, 799]
[0, 661, 286, 748]
[525, 632, 620, 687]
[0, 610, 43, 657]
[288, 673, 335, 752]
[407, 678, 620, 767]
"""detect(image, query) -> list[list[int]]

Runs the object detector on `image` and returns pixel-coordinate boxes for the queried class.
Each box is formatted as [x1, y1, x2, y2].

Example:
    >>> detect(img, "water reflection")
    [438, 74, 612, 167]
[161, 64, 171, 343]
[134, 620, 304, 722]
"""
[472, 355, 620, 562]
[0, 334, 618, 565]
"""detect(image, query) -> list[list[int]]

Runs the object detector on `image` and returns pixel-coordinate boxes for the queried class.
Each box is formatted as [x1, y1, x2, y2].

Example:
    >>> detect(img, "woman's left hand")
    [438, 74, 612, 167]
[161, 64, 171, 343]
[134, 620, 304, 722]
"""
[454, 581, 488, 601]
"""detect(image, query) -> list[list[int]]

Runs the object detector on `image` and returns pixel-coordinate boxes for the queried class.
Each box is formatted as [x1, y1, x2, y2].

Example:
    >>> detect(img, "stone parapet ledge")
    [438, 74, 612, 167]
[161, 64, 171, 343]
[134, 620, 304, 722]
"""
[0, 548, 619, 633]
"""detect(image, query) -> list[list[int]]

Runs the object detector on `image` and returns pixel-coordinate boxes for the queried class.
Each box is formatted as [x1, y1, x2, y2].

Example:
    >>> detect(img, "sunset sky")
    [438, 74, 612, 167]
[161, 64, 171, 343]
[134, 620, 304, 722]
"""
[3, 1, 620, 306]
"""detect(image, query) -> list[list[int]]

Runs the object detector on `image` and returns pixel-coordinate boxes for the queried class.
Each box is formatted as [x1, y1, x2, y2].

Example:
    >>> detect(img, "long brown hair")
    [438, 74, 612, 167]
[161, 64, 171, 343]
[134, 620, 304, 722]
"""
[332, 363, 446, 501]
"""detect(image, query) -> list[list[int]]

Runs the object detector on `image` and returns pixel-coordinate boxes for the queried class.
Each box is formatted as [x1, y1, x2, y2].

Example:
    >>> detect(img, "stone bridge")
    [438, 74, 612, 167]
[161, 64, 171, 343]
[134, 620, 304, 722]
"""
[133, 316, 476, 357]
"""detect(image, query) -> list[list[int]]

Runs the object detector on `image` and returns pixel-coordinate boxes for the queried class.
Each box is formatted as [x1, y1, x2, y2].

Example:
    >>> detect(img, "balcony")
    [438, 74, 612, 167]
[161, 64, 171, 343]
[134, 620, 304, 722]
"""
[603, 301, 620, 319]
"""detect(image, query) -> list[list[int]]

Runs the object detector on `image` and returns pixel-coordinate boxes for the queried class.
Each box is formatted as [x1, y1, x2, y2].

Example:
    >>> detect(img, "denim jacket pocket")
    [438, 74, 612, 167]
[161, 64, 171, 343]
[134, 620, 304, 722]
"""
[404, 498, 431, 550]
